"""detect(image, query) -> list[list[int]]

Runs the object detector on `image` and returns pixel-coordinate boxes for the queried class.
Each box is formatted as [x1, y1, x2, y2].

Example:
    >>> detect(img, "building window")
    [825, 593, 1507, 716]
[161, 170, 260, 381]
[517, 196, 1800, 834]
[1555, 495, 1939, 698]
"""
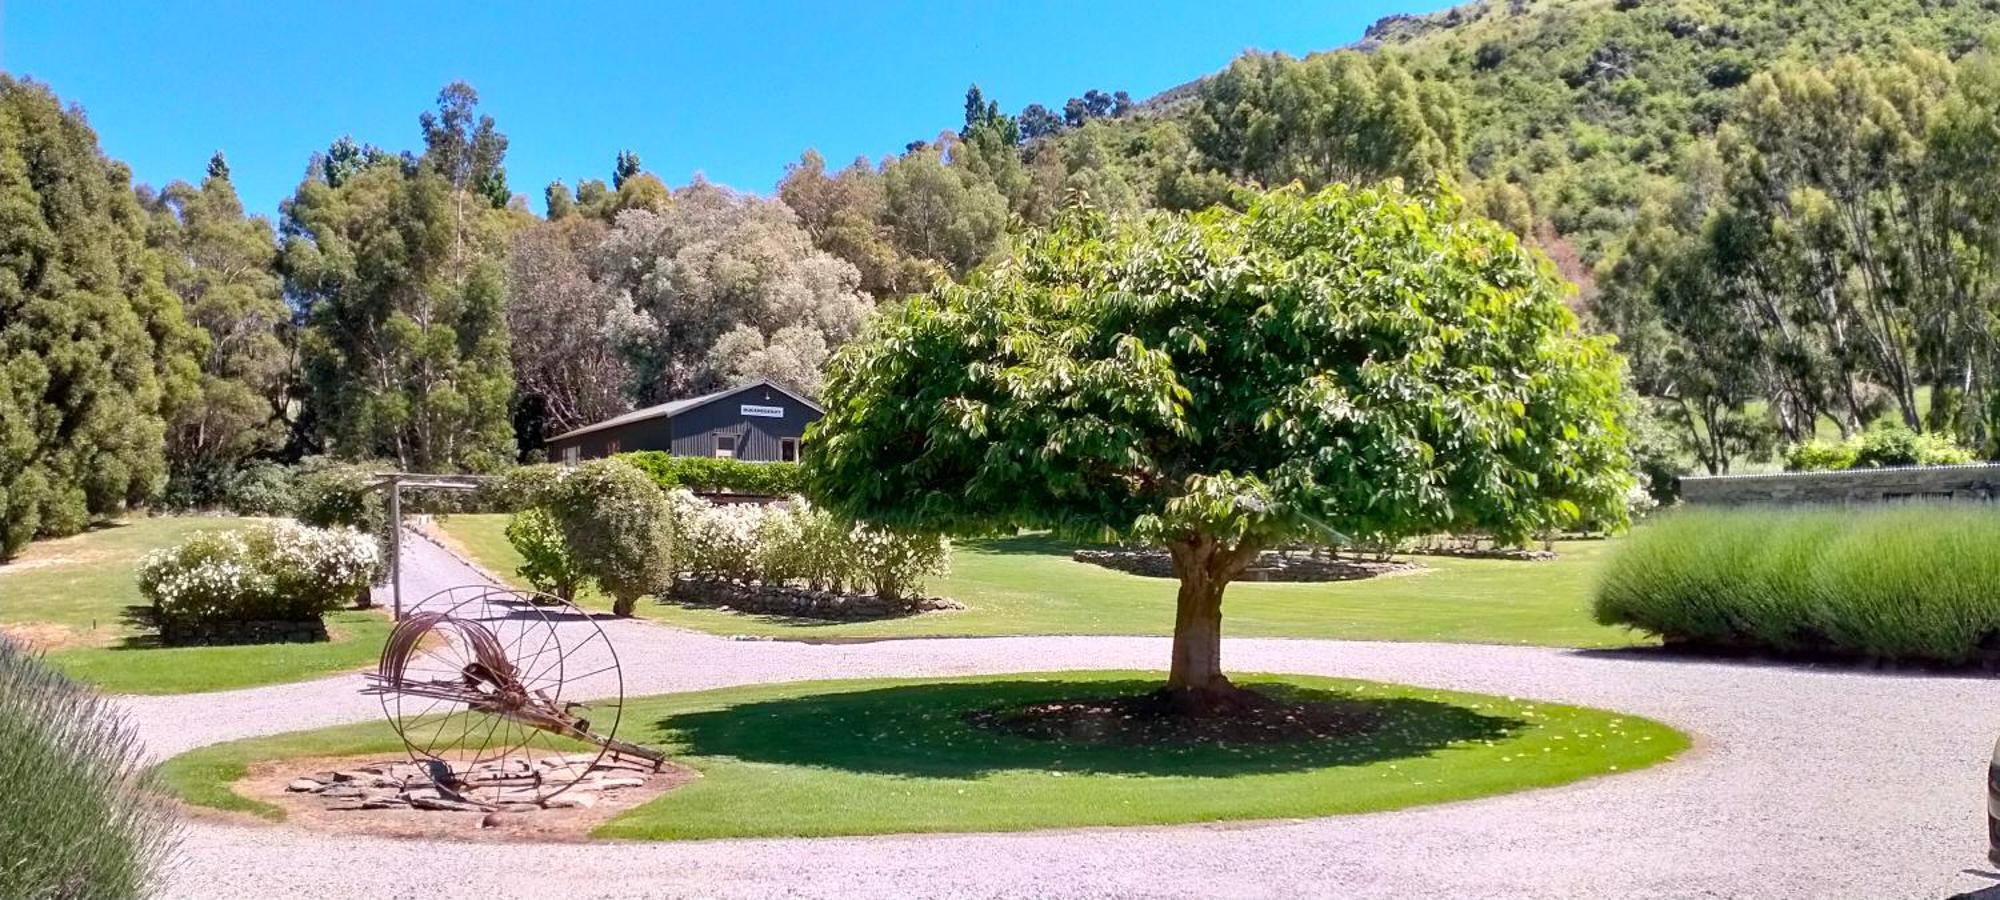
[606, 438, 620, 455]
[562, 445, 580, 466]
[715, 433, 737, 459]
[779, 437, 799, 463]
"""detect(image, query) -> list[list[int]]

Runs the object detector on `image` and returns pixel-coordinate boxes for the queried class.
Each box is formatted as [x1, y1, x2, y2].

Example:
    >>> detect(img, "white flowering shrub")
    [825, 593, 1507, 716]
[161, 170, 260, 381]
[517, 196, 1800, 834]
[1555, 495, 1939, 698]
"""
[138, 522, 379, 625]
[848, 522, 951, 601]
[667, 490, 762, 581]
[667, 492, 950, 599]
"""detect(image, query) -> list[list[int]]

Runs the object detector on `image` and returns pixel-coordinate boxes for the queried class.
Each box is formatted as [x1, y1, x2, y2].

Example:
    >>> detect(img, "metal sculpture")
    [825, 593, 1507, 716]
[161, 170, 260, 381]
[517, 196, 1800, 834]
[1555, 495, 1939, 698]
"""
[362, 584, 663, 806]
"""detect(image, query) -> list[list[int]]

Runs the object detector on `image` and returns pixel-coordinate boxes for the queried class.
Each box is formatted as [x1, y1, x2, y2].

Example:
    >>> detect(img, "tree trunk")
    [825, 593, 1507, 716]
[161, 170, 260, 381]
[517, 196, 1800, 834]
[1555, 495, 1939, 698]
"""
[1161, 534, 1262, 715]
[611, 594, 636, 617]
[1167, 568, 1226, 693]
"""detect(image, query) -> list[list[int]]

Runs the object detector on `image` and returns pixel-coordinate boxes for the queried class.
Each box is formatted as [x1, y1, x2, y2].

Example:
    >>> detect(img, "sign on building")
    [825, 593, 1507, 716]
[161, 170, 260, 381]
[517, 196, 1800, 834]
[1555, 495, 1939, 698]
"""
[740, 404, 785, 418]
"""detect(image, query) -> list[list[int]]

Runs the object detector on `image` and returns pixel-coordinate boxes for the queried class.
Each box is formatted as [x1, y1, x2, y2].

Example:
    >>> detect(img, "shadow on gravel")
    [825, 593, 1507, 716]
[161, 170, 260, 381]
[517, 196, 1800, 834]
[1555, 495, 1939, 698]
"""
[656, 678, 1521, 778]
[1569, 645, 2000, 681]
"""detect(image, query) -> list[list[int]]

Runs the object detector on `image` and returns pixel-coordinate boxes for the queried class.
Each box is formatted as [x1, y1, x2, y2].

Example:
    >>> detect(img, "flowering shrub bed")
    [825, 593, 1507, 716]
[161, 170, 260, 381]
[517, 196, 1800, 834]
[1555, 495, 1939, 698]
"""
[137, 522, 379, 636]
[668, 492, 950, 602]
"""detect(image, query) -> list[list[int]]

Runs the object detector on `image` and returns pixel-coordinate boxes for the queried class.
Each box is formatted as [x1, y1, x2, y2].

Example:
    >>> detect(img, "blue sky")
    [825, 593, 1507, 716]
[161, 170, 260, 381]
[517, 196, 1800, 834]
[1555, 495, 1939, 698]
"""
[2, 1, 1454, 219]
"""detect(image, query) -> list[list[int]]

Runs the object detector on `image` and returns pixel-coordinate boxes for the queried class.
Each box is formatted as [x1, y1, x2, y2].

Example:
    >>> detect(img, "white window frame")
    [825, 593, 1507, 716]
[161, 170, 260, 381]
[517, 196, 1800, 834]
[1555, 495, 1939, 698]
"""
[562, 445, 580, 466]
[778, 437, 800, 463]
[714, 433, 738, 459]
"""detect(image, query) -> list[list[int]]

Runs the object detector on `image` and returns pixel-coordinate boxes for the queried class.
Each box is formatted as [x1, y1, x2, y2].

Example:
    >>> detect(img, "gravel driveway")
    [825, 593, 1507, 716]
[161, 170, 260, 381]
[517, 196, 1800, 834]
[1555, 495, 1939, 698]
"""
[120, 533, 2000, 899]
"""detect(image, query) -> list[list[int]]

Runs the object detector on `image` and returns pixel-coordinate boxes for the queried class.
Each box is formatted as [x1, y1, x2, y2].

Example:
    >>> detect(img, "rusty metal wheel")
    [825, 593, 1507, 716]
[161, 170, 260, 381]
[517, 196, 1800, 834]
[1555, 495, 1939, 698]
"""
[366, 585, 632, 806]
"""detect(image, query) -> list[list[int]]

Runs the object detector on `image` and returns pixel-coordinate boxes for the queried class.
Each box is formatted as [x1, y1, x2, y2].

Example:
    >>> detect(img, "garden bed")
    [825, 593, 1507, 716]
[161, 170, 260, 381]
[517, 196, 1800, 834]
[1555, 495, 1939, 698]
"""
[1071, 548, 1424, 582]
[669, 578, 963, 621]
[229, 753, 697, 842]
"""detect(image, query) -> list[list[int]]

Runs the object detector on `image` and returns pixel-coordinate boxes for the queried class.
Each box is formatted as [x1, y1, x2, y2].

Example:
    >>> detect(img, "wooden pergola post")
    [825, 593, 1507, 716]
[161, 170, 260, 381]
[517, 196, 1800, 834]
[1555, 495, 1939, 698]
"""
[366, 472, 495, 621]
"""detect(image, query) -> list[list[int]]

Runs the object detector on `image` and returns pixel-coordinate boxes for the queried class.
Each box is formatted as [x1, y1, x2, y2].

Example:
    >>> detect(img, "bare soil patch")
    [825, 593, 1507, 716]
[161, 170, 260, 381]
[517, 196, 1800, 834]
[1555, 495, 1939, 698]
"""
[232, 753, 700, 842]
[0, 621, 113, 651]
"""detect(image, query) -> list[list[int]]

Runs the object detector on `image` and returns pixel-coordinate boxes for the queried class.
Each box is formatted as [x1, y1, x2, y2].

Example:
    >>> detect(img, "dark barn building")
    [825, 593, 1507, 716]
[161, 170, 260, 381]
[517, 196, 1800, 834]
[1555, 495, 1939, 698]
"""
[544, 379, 822, 464]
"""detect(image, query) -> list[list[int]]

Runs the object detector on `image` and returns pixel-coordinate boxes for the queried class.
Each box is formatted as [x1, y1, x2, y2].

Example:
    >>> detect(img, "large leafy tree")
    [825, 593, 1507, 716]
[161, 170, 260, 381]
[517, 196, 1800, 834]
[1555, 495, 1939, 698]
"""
[602, 180, 870, 400]
[0, 78, 201, 556]
[505, 216, 634, 446]
[281, 84, 525, 471]
[808, 185, 1630, 710]
[778, 149, 937, 297]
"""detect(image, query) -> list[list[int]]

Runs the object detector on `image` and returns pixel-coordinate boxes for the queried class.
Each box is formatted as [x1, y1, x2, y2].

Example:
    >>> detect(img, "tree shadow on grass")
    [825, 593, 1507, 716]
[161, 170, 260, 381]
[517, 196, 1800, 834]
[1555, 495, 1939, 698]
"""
[955, 533, 1098, 558]
[657, 679, 1523, 778]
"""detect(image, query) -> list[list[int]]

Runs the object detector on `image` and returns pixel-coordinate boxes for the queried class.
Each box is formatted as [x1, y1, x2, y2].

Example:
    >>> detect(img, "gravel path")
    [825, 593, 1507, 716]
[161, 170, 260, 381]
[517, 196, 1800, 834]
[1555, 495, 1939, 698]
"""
[121, 534, 2000, 899]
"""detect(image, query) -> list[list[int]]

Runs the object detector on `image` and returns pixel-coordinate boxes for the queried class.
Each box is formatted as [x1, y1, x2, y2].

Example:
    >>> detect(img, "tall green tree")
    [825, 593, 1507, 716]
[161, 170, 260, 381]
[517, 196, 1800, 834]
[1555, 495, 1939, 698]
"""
[505, 216, 632, 440]
[882, 135, 1010, 276]
[142, 152, 291, 495]
[779, 149, 937, 296]
[602, 180, 870, 400]
[281, 85, 524, 472]
[807, 185, 1630, 709]
[1188, 51, 1462, 193]
[0, 78, 201, 556]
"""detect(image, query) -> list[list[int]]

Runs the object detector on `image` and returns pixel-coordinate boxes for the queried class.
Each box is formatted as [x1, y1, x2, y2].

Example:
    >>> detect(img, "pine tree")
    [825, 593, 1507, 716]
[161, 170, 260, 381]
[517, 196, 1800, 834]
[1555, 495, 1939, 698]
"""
[0, 77, 201, 556]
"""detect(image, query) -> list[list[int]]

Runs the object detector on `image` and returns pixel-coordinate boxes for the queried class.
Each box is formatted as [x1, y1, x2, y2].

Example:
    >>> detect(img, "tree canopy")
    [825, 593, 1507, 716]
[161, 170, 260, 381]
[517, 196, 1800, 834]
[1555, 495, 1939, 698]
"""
[0, 77, 201, 555]
[807, 184, 1630, 703]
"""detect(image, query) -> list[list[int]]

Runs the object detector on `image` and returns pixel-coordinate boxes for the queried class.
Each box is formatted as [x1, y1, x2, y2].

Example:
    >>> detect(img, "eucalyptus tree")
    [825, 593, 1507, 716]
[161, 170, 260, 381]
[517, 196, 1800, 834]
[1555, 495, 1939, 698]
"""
[1188, 50, 1462, 193]
[144, 152, 290, 491]
[808, 186, 1630, 710]
[282, 86, 525, 472]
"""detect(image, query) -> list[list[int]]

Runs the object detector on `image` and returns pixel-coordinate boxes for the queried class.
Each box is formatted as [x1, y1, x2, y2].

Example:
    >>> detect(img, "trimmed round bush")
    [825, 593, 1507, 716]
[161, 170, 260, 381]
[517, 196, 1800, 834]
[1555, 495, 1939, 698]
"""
[0, 639, 178, 898]
[546, 460, 675, 617]
[1595, 505, 2000, 663]
[503, 507, 587, 601]
[293, 462, 385, 533]
[221, 460, 299, 515]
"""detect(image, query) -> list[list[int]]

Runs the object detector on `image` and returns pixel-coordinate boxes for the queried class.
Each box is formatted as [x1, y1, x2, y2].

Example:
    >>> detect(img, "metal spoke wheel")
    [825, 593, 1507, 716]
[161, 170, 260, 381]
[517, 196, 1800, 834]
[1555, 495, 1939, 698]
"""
[365, 585, 649, 806]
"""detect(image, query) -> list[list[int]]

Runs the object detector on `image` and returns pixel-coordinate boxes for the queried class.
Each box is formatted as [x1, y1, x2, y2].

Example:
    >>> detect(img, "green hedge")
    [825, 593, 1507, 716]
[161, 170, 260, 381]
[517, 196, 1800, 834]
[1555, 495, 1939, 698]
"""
[618, 451, 804, 495]
[1594, 505, 2000, 664]
[1783, 423, 1977, 471]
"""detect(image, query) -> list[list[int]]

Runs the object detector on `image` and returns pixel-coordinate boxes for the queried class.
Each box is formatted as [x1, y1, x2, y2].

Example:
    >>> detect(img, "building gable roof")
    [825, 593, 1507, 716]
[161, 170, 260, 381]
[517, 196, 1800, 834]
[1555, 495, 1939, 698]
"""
[546, 379, 823, 444]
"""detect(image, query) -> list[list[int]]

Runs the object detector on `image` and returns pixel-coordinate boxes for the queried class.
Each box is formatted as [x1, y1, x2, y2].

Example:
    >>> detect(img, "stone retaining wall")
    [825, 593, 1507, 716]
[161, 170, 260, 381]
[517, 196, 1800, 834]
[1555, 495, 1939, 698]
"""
[1681, 463, 2000, 506]
[1071, 549, 1422, 582]
[159, 618, 329, 646]
[670, 578, 963, 621]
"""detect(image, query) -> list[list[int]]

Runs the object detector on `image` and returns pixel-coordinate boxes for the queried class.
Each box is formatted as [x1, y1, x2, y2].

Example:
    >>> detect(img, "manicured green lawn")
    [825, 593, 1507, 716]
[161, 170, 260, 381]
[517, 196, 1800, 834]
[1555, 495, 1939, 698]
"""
[438, 513, 1645, 648]
[0, 517, 394, 694]
[159, 671, 1686, 838]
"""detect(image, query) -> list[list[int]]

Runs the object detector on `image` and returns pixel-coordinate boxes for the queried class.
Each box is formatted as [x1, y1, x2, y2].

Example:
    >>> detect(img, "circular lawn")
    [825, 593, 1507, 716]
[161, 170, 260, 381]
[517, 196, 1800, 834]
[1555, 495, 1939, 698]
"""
[159, 671, 1687, 839]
